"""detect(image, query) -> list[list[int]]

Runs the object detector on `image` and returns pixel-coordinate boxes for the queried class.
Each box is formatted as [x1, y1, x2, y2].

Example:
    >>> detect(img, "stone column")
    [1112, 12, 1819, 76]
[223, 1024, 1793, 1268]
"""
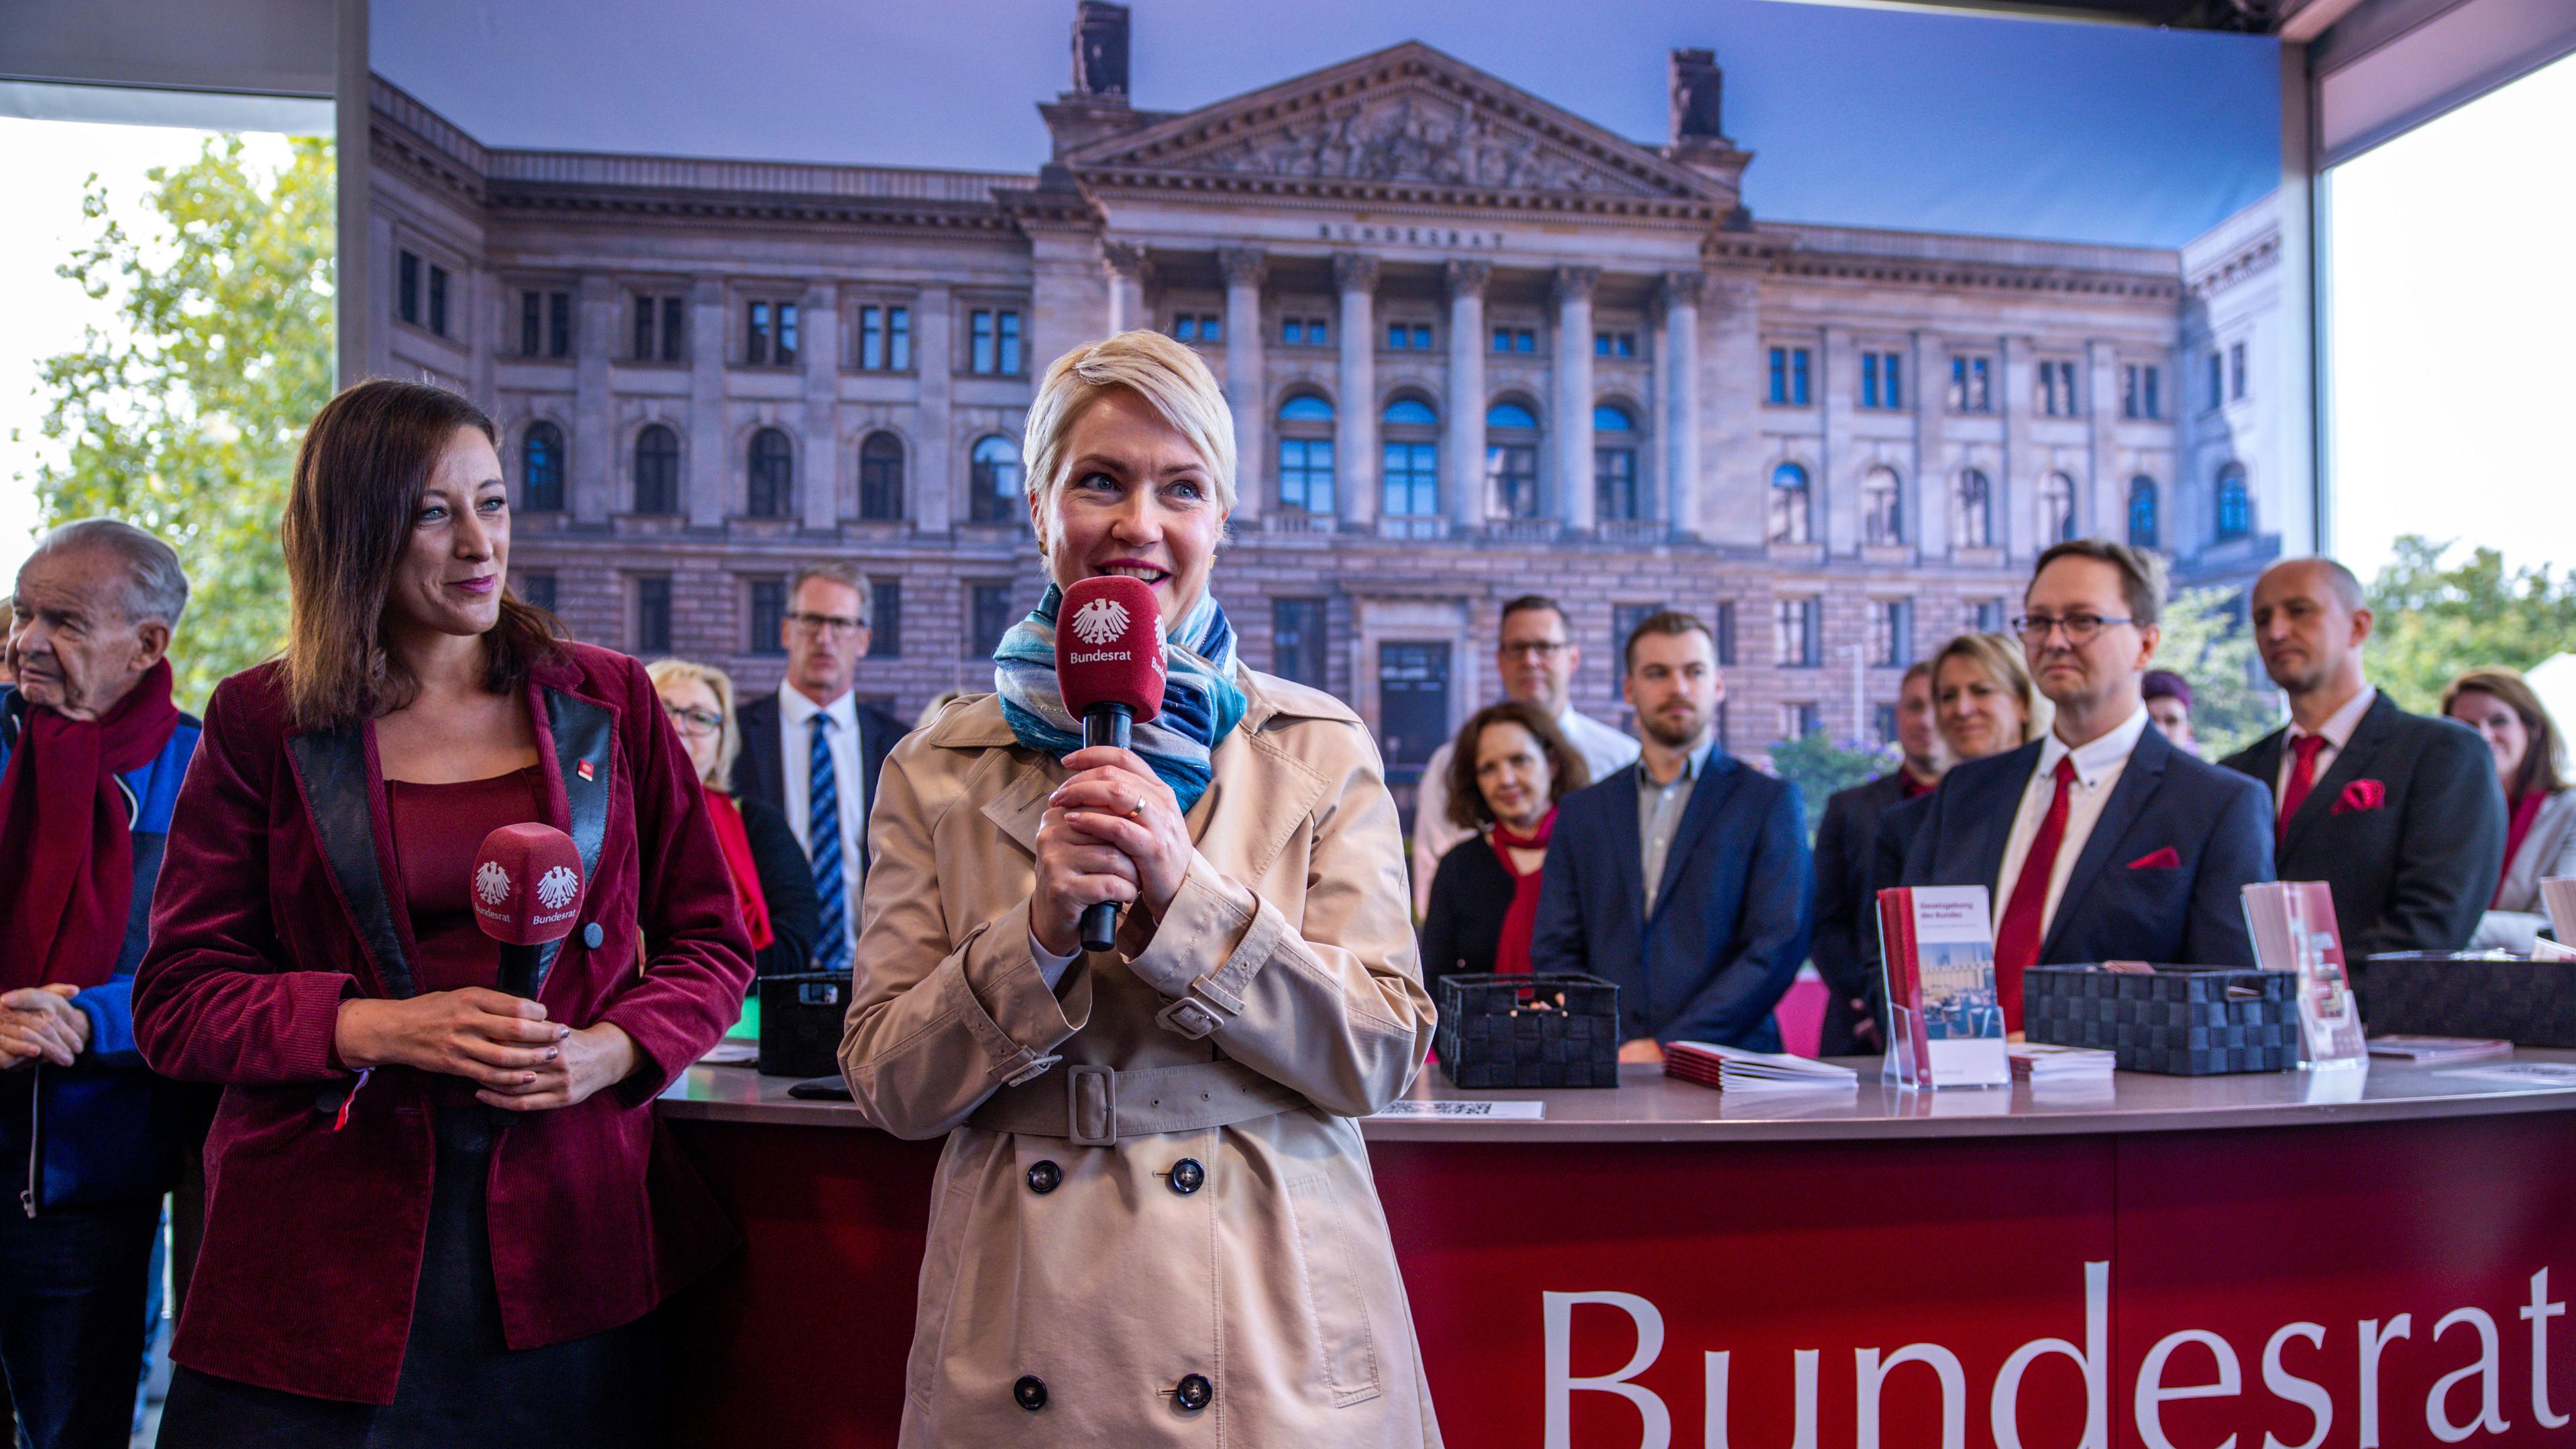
[572, 272, 614, 524]
[1820, 325, 1856, 552]
[912, 284, 955, 532]
[2087, 337, 2121, 540]
[1444, 260, 1490, 533]
[1658, 271, 1702, 537]
[1103, 241, 1150, 336]
[1552, 266, 1599, 531]
[2000, 334, 2035, 558]
[686, 276, 728, 529]
[802, 280, 841, 532]
[1334, 252, 1379, 529]
[1219, 247, 1267, 522]
[1911, 329, 1948, 555]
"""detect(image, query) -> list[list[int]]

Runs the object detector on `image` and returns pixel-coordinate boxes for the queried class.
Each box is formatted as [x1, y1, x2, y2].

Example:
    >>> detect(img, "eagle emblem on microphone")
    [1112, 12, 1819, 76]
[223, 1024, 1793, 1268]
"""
[474, 860, 512, 906]
[537, 865, 580, 911]
[1070, 596, 1130, 647]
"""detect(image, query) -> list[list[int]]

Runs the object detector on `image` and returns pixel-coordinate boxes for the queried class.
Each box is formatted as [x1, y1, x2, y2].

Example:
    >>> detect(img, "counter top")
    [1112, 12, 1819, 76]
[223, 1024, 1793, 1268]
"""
[658, 1050, 2576, 1142]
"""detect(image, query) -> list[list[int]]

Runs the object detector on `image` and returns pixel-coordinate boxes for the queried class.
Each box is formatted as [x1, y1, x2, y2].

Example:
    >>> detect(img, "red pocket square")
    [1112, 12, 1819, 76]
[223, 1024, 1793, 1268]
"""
[2332, 780, 2387, 814]
[2127, 847, 2183, 870]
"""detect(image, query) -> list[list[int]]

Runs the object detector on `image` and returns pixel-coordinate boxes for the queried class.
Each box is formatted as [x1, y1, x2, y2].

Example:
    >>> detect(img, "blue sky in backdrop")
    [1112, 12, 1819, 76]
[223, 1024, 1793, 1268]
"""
[372, 0, 2279, 249]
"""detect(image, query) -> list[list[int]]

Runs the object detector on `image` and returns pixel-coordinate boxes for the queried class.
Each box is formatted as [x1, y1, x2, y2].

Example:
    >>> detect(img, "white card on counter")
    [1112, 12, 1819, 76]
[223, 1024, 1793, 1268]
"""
[2437, 1063, 2576, 1089]
[1371, 1099, 1546, 1120]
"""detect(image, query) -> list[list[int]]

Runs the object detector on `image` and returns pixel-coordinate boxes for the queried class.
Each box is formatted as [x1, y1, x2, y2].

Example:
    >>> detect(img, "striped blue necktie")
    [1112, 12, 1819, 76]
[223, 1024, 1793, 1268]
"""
[808, 712, 849, 973]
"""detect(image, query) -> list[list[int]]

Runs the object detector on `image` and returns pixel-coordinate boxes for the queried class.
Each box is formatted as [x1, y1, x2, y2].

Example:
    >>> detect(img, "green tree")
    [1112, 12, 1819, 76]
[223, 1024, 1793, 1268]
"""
[2365, 536, 2576, 713]
[1767, 729, 1894, 842]
[2155, 584, 2279, 760]
[28, 135, 335, 710]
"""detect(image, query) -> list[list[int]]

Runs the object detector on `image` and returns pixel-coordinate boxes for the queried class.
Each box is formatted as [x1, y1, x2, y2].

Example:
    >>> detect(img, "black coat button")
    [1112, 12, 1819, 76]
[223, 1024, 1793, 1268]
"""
[1175, 1373, 1212, 1412]
[1014, 1375, 1047, 1411]
[1168, 1158, 1205, 1195]
[1026, 1161, 1061, 1195]
[582, 922, 603, 950]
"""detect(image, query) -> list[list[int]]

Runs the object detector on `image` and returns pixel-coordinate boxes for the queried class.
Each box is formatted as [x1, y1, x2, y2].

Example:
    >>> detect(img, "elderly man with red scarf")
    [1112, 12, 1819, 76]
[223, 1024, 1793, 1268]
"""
[1, 519, 203, 1449]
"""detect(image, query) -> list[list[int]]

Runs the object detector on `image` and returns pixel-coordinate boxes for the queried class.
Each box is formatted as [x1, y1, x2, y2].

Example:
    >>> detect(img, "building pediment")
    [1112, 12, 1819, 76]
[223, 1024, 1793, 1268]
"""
[1061, 42, 1735, 222]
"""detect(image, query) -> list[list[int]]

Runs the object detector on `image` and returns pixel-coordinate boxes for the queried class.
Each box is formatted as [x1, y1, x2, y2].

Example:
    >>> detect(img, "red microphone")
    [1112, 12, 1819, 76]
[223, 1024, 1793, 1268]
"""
[471, 823, 588, 1000]
[1057, 576, 1165, 952]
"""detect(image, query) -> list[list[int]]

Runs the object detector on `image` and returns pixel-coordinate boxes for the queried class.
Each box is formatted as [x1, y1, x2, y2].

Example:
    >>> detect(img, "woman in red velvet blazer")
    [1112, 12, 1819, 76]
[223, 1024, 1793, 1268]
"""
[133, 380, 752, 1444]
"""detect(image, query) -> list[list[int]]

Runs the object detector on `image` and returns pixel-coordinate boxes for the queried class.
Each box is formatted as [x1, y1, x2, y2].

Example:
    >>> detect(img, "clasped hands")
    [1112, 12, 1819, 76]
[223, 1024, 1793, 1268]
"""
[1031, 745, 1204, 959]
[333, 989, 636, 1112]
[0, 985, 91, 1069]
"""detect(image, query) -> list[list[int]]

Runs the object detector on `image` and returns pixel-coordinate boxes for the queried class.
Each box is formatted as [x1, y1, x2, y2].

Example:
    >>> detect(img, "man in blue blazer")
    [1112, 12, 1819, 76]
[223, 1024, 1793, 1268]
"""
[1531, 610, 1812, 1055]
[1900, 540, 2273, 1030]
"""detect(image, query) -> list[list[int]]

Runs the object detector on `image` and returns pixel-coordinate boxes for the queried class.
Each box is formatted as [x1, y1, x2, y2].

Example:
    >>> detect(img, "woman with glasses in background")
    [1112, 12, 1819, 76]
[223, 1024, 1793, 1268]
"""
[651, 659, 819, 979]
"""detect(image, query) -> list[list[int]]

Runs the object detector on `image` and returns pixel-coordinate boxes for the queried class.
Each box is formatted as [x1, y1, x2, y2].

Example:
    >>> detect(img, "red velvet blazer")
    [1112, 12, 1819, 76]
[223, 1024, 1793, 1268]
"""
[132, 643, 753, 1404]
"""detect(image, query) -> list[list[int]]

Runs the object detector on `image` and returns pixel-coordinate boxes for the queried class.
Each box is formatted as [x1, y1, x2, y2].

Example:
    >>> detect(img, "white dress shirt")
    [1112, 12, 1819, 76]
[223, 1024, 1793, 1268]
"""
[1409, 706, 1640, 915]
[1992, 704, 2153, 947]
[778, 684, 867, 957]
[2275, 686, 2377, 813]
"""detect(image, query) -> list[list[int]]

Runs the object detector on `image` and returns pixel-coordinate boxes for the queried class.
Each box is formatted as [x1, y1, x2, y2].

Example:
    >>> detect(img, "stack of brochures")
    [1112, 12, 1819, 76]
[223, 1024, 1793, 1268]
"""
[2365, 1035, 2513, 1065]
[2008, 1042, 2116, 1083]
[1666, 1042, 1860, 1093]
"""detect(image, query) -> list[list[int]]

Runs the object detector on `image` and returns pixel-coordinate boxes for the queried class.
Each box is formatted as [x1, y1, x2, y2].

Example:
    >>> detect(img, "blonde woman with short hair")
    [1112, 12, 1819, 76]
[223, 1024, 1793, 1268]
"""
[649, 657, 819, 979]
[840, 331, 1442, 1444]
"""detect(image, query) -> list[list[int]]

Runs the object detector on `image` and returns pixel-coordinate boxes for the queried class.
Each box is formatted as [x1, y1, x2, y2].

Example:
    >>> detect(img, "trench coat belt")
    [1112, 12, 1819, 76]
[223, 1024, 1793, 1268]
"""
[968, 1058, 1309, 1147]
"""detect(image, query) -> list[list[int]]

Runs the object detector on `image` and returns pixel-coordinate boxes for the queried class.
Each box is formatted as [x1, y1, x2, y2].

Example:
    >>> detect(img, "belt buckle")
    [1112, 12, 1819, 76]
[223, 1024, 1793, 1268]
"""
[1065, 1063, 1117, 1147]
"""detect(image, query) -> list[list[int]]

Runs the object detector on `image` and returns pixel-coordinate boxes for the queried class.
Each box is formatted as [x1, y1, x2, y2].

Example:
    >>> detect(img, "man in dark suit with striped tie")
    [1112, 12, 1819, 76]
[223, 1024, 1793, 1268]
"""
[731, 563, 902, 976]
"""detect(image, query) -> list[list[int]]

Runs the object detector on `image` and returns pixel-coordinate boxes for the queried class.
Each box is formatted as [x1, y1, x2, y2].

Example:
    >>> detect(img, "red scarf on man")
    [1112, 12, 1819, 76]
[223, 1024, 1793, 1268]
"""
[1488, 806, 1557, 977]
[702, 789, 775, 953]
[0, 661, 179, 991]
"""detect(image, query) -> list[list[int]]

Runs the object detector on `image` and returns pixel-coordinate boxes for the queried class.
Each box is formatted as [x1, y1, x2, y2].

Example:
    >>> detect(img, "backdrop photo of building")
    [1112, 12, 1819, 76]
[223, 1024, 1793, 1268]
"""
[365, 1, 2284, 794]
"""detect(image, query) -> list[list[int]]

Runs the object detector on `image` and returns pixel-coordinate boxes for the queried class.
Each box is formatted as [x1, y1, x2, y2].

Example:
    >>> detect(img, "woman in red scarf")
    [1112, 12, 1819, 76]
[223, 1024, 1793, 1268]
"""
[648, 659, 818, 979]
[1417, 700, 1592, 995]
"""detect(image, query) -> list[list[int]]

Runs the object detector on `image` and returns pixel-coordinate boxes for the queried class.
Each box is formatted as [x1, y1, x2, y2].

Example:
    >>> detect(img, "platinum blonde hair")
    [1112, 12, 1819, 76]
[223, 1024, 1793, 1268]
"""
[1020, 330, 1237, 549]
[645, 656, 740, 792]
[23, 518, 190, 627]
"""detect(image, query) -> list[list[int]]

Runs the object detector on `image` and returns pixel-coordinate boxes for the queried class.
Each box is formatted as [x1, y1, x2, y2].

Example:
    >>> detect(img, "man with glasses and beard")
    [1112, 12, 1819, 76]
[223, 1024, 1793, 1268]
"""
[731, 562, 903, 976]
[1898, 540, 2272, 1034]
[1531, 610, 1811, 1057]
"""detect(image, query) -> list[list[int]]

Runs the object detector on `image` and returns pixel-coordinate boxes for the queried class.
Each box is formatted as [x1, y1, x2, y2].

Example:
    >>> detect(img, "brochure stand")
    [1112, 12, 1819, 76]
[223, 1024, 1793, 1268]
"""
[2243, 881, 2367, 1072]
[1876, 885, 2010, 1089]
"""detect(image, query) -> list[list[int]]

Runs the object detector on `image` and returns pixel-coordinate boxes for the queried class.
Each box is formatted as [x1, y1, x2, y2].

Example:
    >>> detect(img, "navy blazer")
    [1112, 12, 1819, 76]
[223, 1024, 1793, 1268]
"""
[2220, 693, 2506, 956]
[1811, 771, 1920, 1055]
[1529, 749, 1813, 1051]
[731, 688, 902, 881]
[1899, 722, 2273, 969]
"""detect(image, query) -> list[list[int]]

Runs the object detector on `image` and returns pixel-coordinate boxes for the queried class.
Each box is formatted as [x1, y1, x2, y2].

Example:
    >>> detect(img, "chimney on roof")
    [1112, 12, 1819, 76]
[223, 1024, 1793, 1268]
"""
[1073, 2, 1130, 99]
[1669, 48, 1725, 144]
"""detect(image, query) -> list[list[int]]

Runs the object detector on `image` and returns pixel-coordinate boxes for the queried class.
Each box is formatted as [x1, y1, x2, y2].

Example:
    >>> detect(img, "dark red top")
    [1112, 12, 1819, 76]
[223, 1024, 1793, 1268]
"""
[387, 767, 541, 995]
[133, 643, 753, 1405]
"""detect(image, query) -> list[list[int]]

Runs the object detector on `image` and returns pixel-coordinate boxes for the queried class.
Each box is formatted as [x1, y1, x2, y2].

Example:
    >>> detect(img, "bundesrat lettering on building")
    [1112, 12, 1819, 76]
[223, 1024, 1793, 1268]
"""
[1543, 1264, 2569, 1449]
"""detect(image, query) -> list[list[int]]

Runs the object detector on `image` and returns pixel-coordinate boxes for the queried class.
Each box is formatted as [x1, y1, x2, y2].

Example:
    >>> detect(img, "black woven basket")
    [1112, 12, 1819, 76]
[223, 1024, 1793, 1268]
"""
[2023, 964, 2299, 1075]
[2352, 953, 2576, 1046]
[1434, 973, 1621, 1089]
[758, 971, 849, 1078]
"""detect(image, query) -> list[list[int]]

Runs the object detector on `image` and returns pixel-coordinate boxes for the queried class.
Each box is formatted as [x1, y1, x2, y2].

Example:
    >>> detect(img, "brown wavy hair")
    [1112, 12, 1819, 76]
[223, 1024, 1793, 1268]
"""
[2443, 666, 2567, 799]
[280, 379, 563, 730]
[1444, 700, 1592, 830]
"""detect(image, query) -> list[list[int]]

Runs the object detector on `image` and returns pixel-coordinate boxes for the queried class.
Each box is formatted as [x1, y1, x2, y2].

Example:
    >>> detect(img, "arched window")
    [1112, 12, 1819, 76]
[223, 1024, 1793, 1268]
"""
[521, 422, 564, 512]
[1484, 397, 1541, 519]
[633, 424, 680, 515]
[1593, 405, 1640, 522]
[2038, 472, 2076, 544]
[1380, 396, 1440, 518]
[1275, 394, 1336, 515]
[747, 427, 794, 518]
[1768, 462, 1811, 545]
[859, 431, 905, 521]
[1955, 470, 1993, 549]
[2215, 463, 2251, 540]
[969, 435, 1022, 523]
[2128, 476, 2160, 549]
[1862, 466, 1903, 547]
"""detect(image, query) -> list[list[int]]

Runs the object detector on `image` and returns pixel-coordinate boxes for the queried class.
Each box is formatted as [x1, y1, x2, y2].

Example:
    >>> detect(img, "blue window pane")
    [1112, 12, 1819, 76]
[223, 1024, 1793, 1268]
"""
[1382, 397, 1438, 427]
[1282, 319, 1303, 345]
[1175, 317, 1197, 341]
[1593, 405, 1633, 431]
[1411, 325, 1432, 350]
[1485, 401, 1538, 430]
[1277, 394, 1334, 423]
[1387, 323, 1407, 349]
[1381, 441, 1440, 517]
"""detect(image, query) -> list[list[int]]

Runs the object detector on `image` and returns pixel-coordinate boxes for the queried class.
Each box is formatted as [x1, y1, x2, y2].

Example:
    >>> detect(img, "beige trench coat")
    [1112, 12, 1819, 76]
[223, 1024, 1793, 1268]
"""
[839, 668, 1444, 1447]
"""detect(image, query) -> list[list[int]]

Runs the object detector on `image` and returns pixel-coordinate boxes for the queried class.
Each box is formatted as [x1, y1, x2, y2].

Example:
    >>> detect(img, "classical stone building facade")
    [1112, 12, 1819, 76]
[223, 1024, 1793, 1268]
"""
[366, 3, 2283, 790]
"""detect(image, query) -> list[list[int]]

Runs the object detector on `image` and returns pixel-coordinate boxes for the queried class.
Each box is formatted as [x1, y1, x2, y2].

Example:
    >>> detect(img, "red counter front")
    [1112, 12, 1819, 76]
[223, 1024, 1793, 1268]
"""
[660, 1061, 2576, 1448]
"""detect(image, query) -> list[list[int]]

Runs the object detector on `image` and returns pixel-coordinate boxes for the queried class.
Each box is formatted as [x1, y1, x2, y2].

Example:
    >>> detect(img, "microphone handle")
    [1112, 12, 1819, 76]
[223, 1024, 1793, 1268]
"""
[1079, 704, 1134, 955]
[498, 942, 541, 1002]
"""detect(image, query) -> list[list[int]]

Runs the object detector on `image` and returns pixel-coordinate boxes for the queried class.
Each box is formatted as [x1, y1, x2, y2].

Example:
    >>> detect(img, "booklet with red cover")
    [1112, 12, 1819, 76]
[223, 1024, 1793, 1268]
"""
[1876, 885, 2010, 1089]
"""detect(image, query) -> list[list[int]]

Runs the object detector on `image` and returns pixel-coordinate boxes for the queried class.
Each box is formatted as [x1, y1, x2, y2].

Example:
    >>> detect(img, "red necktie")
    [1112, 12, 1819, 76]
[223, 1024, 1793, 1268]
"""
[1994, 757, 2078, 1032]
[2278, 735, 2328, 845]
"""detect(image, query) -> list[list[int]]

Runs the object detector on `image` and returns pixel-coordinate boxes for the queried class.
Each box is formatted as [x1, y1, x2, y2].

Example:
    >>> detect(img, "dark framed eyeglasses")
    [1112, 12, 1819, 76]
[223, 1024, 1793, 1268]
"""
[1499, 640, 1572, 659]
[662, 704, 724, 737]
[2012, 612, 2133, 647]
[786, 610, 866, 637]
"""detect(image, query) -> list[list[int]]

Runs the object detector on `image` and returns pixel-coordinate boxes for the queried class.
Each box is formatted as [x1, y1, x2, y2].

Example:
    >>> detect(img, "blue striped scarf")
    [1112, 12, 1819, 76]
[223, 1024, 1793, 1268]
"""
[993, 584, 1247, 814]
